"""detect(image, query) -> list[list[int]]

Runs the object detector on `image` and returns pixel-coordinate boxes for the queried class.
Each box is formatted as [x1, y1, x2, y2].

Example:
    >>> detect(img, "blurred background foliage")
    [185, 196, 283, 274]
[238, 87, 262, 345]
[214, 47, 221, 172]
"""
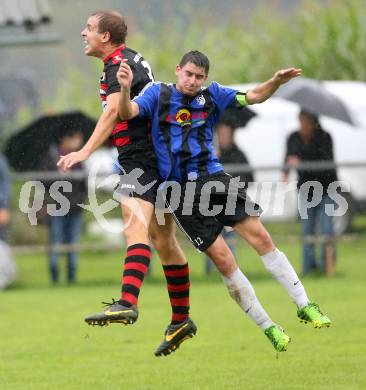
[130, 0, 366, 82]
[0, 0, 365, 132]
[50, 0, 366, 119]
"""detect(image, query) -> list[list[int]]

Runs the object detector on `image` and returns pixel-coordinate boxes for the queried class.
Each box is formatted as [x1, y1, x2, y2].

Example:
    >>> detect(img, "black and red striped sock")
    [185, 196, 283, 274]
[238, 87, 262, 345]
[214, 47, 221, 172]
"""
[163, 263, 190, 325]
[119, 243, 151, 307]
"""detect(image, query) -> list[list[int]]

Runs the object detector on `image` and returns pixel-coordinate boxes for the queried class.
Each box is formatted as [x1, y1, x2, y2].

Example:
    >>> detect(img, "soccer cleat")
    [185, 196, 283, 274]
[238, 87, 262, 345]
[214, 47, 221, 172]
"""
[154, 318, 197, 357]
[297, 301, 331, 328]
[264, 324, 291, 352]
[85, 299, 138, 327]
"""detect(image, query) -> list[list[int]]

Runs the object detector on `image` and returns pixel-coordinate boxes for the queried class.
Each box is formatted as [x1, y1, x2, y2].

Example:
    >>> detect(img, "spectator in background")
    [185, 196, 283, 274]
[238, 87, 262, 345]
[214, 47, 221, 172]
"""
[204, 118, 254, 274]
[283, 109, 338, 275]
[216, 118, 254, 184]
[0, 152, 11, 242]
[43, 129, 87, 284]
[0, 152, 17, 289]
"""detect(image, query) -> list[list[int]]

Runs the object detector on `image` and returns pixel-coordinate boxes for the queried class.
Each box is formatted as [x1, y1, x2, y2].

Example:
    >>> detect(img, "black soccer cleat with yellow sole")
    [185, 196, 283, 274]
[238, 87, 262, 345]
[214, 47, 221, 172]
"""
[154, 318, 197, 357]
[85, 299, 138, 327]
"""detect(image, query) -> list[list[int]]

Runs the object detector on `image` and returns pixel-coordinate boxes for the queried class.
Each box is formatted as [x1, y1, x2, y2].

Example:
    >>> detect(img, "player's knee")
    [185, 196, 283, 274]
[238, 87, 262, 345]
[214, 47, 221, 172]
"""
[209, 249, 237, 276]
[256, 228, 273, 248]
[167, 235, 180, 252]
[124, 223, 149, 244]
[151, 232, 175, 255]
[245, 222, 273, 250]
[151, 233, 164, 253]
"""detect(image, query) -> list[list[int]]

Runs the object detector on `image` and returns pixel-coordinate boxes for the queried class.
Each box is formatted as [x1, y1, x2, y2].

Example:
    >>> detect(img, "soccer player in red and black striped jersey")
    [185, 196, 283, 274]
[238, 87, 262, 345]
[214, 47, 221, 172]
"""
[57, 10, 196, 356]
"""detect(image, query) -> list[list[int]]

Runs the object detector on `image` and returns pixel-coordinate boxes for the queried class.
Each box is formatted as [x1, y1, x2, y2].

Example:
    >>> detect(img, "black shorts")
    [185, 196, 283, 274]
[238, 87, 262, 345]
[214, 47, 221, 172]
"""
[162, 171, 262, 252]
[116, 148, 160, 205]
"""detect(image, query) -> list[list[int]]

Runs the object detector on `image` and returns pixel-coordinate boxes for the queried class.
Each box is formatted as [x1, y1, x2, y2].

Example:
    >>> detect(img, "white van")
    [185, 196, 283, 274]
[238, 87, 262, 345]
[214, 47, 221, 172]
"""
[230, 81, 366, 233]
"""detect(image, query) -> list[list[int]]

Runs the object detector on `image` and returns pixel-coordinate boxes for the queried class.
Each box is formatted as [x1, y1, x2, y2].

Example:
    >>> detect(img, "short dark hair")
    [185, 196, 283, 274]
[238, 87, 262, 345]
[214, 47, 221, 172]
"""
[91, 10, 128, 45]
[179, 51, 210, 75]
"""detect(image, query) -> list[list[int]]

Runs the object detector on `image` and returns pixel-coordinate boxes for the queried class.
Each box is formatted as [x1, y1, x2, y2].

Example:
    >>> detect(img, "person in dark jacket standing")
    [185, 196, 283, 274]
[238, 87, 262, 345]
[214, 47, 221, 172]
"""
[0, 152, 17, 289]
[0, 152, 11, 243]
[44, 129, 87, 284]
[283, 109, 338, 275]
[205, 118, 254, 274]
[216, 119, 254, 184]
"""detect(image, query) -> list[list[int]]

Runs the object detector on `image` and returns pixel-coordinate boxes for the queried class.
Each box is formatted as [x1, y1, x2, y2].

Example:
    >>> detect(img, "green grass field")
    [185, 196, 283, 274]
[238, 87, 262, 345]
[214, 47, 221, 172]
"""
[1, 236, 366, 389]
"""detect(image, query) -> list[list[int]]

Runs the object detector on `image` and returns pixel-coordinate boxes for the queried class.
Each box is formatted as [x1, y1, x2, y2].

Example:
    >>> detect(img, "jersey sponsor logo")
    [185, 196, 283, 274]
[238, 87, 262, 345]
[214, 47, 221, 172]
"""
[195, 94, 206, 106]
[166, 109, 208, 127]
[112, 55, 122, 64]
[175, 109, 192, 126]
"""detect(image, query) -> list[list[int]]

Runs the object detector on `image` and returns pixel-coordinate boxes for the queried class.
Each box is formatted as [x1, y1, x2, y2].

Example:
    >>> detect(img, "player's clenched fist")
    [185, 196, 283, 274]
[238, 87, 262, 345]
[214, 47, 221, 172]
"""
[117, 59, 133, 88]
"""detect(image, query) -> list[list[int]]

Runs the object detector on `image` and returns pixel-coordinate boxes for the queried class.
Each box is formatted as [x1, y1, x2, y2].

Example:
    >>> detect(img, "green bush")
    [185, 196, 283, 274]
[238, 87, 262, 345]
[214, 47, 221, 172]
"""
[49, 0, 366, 114]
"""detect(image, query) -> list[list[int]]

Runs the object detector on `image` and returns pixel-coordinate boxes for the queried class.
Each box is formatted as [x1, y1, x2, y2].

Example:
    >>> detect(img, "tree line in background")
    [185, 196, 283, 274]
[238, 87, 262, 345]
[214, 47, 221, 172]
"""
[128, 0, 365, 84]
[33, 0, 366, 119]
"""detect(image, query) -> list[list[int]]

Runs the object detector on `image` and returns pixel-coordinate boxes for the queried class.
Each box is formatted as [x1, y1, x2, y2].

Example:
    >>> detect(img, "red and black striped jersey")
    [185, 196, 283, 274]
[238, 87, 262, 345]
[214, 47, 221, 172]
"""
[100, 45, 154, 150]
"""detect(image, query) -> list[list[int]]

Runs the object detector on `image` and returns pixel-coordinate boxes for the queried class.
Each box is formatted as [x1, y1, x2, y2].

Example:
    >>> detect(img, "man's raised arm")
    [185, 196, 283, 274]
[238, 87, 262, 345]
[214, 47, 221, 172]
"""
[246, 68, 302, 105]
[57, 93, 120, 172]
[117, 60, 140, 120]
